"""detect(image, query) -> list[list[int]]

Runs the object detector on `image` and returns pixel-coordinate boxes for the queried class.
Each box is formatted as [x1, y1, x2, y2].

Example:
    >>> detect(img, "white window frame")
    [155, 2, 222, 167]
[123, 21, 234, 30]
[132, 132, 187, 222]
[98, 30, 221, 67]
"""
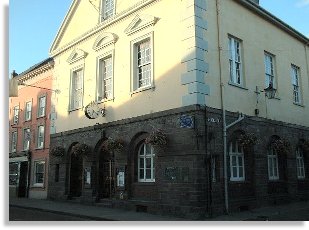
[101, 0, 115, 21]
[36, 125, 45, 149]
[296, 148, 305, 179]
[229, 141, 245, 181]
[131, 32, 154, 93]
[96, 52, 114, 101]
[138, 143, 155, 182]
[11, 131, 17, 153]
[33, 160, 45, 187]
[13, 105, 19, 124]
[23, 128, 31, 151]
[291, 65, 302, 105]
[228, 36, 243, 86]
[268, 148, 279, 180]
[38, 96, 46, 117]
[69, 66, 84, 111]
[264, 52, 276, 89]
[25, 101, 32, 121]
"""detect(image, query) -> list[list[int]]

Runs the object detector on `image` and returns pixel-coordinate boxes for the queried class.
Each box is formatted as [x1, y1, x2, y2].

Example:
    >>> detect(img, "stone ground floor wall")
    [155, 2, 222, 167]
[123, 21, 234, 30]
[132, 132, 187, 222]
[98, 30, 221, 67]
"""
[48, 105, 309, 219]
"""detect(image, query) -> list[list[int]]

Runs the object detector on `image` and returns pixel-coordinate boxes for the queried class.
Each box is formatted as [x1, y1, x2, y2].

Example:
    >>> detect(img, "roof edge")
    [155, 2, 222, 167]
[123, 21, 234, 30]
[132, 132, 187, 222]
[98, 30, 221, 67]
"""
[236, 0, 309, 45]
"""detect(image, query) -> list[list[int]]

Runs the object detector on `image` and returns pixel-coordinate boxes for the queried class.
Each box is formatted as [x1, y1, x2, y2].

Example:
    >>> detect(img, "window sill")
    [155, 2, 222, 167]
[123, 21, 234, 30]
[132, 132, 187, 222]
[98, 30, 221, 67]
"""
[229, 179, 246, 183]
[37, 115, 46, 119]
[228, 82, 248, 90]
[35, 147, 44, 150]
[135, 181, 155, 185]
[131, 85, 155, 96]
[68, 107, 84, 113]
[293, 102, 304, 107]
[97, 97, 115, 104]
[32, 184, 44, 188]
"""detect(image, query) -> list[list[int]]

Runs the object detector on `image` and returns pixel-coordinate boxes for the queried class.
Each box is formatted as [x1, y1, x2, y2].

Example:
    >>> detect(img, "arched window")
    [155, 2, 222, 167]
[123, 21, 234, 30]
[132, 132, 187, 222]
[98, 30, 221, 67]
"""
[296, 147, 305, 179]
[268, 148, 279, 180]
[229, 141, 245, 181]
[138, 143, 155, 182]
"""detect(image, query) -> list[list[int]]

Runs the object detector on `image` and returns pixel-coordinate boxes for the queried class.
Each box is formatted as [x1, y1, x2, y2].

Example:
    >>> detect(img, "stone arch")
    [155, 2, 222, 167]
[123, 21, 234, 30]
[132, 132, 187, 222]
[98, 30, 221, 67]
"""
[127, 131, 149, 198]
[67, 142, 83, 198]
[94, 137, 115, 199]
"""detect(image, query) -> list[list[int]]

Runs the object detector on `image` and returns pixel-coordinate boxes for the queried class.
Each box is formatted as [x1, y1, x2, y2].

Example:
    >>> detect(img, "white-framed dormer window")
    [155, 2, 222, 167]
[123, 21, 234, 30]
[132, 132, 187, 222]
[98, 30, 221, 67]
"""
[291, 65, 302, 105]
[97, 53, 113, 101]
[264, 52, 276, 89]
[268, 148, 279, 180]
[138, 143, 155, 182]
[13, 105, 19, 124]
[11, 131, 17, 153]
[36, 125, 45, 149]
[70, 67, 84, 110]
[229, 141, 245, 181]
[25, 101, 32, 121]
[38, 96, 46, 117]
[33, 161, 45, 187]
[131, 33, 154, 93]
[229, 36, 243, 86]
[296, 148, 305, 179]
[23, 128, 31, 151]
[101, 0, 115, 20]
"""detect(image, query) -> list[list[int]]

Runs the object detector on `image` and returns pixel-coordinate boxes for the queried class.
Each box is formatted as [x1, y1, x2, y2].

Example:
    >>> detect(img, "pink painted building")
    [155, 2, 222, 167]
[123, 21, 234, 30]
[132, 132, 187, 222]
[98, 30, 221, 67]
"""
[9, 58, 54, 199]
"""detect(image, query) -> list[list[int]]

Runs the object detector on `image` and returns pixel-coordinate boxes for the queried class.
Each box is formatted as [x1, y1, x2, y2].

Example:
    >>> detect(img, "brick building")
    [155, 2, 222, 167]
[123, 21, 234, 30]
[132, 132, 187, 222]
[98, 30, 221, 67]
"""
[47, 0, 309, 219]
[9, 58, 54, 199]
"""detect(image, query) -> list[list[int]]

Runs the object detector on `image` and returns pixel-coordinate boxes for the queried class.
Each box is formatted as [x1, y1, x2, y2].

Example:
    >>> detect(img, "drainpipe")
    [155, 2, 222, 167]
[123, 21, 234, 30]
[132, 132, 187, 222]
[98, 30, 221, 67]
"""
[26, 151, 32, 198]
[215, 0, 246, 214]
[215, 0, 229, 214]
[305, 43, 309, 90]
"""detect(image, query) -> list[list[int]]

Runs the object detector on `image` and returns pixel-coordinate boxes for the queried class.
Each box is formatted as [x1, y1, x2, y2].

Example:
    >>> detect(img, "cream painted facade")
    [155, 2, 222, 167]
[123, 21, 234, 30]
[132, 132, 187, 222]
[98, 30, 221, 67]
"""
[50, 0, 309, 134]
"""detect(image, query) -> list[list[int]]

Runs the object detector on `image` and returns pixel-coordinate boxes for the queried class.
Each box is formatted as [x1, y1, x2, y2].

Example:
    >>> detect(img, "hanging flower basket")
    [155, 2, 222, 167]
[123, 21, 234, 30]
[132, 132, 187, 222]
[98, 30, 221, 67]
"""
[237, 133, 258, 150]
[270, 138, 291, 155]
[71, 143, 91, 157]
[102, 138, 125, 152]
[300, 139, 309, 153]
[145, 129, 168, 146]
[50, 146, 65, 157]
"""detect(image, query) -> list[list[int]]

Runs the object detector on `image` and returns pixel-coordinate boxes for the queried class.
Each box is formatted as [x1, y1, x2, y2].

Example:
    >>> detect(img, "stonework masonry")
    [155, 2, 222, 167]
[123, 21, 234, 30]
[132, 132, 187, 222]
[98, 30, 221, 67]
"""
[48, 105, 309, 219]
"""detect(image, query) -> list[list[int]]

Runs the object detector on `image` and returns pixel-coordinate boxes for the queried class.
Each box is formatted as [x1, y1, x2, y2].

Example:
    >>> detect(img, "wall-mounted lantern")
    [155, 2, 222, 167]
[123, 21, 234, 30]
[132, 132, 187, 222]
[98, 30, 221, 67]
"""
[264, 82, 277, 99]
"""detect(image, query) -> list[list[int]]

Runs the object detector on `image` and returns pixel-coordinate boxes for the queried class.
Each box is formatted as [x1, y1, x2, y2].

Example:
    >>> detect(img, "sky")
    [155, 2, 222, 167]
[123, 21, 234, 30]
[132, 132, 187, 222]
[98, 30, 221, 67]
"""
[7, 0, 309, 77]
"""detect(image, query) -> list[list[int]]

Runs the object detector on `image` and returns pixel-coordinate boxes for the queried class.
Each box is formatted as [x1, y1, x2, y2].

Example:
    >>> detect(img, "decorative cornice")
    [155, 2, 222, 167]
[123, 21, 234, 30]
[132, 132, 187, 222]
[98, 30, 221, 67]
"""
[124, 14, 158, 36]
[67, 48, 88, 64]
[50, 0, 160, 57]
[18, 61, 54, 83]
[93, 32, 118, 51]
[236, 0, 309, 45]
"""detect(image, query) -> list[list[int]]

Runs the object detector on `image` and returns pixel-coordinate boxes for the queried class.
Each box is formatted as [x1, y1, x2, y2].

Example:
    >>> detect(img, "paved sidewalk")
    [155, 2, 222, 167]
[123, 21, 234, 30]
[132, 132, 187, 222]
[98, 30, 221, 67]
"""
[9, 198, 188, 221]
[9, 197, 309, 221]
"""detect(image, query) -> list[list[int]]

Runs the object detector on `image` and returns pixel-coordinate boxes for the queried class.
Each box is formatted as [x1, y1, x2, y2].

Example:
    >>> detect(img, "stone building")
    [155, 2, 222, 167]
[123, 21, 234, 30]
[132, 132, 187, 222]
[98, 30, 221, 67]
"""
[9, 58, 54, 199]
[47, 0, 309, 218]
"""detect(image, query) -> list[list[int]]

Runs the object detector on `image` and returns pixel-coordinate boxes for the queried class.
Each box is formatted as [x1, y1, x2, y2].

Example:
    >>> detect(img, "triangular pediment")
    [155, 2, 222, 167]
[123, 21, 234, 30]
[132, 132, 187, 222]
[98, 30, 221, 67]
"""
[125, 14, 158, 36]
[93, 33, 118, 51]
[67, 49, 88, 64]
[50, 0, 101, 56]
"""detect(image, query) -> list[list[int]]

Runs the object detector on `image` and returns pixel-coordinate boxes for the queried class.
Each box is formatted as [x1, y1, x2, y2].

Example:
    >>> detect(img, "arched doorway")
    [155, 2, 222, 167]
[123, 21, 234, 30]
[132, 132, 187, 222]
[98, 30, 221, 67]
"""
[98, 149, 115, 199]
[69, 152, 83, 198]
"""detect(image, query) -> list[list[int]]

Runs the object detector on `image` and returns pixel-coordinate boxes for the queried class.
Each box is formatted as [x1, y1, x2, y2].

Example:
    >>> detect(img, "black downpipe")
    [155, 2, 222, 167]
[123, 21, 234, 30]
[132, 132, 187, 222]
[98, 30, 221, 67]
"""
[26, 151, 32, 198]
[204, 107, 212, 217]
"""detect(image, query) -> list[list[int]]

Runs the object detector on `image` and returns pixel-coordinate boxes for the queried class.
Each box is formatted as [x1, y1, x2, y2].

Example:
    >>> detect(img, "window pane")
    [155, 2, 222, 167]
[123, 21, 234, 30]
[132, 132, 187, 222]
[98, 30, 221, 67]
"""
[139, 158, 144, 168]
[146, 158, 151, 168]
[232, 167, 237, 177]
[139, 169, 144, 180]
[232, 156, 237, 166]
[146, 169, 151, 179]
[239, 167, 243, 177]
